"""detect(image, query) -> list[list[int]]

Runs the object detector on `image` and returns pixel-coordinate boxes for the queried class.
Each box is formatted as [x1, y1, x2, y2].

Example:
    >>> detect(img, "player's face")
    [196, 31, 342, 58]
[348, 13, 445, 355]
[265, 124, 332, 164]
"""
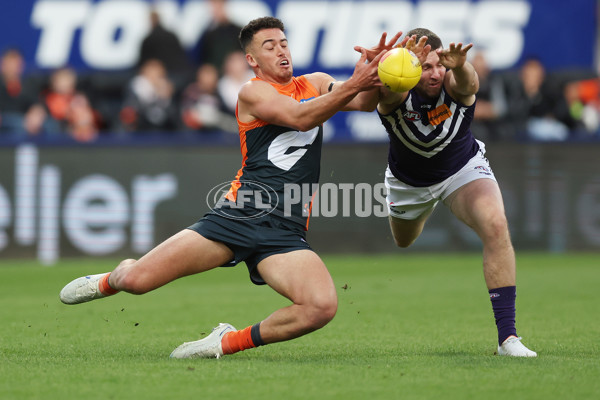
[415, 49, 446, 98]
[247, 28, 293, 84]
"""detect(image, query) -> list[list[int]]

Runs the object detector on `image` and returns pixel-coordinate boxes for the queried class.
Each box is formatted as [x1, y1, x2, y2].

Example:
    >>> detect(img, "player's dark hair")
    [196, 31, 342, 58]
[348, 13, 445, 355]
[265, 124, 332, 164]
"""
[1, 47, 23, 58]
[407, 28, 443, 50]
[239, 16, 285, 52]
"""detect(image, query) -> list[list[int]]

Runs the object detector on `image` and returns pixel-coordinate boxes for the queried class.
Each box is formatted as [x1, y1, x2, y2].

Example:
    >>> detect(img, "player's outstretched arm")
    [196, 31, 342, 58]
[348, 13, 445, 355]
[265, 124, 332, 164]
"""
[439, 42, 478, 102]
[238, 49, 385, 130]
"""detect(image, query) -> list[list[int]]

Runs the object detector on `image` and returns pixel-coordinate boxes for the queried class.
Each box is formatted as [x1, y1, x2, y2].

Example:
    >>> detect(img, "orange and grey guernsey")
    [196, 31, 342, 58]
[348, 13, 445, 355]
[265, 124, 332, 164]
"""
[225, 76, 323, 230]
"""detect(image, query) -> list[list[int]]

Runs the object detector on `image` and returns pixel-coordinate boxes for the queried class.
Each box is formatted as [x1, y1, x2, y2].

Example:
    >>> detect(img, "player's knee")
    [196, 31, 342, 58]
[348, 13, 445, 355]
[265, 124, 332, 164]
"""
[390, 227, 420, 248]
[393, 236, 416, 248]
[306, 294, 338, 329]
[481, 214, 510, 241]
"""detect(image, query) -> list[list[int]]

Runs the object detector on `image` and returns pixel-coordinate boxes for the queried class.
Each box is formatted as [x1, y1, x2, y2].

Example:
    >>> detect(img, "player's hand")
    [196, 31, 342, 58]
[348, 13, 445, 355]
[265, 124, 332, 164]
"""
[348, 48, 386, 90]
[437, 42, 473, 70]
[402, 34, 431, 66]
[353, 31, 403, 62]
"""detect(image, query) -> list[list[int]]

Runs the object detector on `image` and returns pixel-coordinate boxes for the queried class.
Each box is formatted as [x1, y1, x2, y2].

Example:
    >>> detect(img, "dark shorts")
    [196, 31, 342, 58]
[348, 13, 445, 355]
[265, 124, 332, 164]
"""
[188, 212, 313, 285]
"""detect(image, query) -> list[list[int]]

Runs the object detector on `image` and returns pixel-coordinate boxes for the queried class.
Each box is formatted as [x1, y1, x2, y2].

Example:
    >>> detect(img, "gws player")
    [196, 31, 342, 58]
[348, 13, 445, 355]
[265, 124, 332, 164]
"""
[59, 17, 391, 359]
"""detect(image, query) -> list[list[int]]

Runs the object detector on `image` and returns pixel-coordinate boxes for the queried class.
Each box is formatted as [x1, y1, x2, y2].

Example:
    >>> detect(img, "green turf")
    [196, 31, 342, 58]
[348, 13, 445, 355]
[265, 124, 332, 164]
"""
[1, 253, 599, 400]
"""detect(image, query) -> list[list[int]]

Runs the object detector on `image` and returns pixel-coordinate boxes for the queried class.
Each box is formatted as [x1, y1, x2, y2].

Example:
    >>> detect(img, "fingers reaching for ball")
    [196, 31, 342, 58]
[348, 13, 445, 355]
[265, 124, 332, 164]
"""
[356, 31, 404, 63]
[436, 42, 473, 69]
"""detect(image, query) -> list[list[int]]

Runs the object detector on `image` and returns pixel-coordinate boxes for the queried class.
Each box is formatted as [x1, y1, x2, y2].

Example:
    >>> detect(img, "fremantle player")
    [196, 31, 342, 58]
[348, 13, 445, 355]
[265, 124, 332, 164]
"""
[59, 17, 390, 359]
[363, 28, 537, 357]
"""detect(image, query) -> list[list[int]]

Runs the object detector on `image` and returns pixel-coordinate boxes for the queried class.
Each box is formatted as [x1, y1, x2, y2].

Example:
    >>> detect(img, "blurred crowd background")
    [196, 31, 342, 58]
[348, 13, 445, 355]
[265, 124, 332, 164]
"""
[1, 0, 599, 144]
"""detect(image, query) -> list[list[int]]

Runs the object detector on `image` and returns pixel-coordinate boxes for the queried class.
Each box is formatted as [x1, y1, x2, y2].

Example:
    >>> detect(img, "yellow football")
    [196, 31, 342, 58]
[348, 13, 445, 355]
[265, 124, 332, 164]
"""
[377, 47, 422, 93]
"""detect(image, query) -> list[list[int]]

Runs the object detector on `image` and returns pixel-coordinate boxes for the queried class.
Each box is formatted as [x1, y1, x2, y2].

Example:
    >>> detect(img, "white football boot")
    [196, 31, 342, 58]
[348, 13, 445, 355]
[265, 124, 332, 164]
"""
[497, 336, 537, 357]
[59, 273, 112, 304]
[170, 323, 237, 359]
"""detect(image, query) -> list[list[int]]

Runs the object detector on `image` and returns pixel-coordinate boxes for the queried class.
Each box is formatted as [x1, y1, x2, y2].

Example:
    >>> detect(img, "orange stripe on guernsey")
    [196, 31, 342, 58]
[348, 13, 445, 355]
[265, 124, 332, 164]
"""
[225, 130, 248, 203]
[226, 76, 320, 203]
[225, 107, 260, 202]
[304, 188, 319, 231]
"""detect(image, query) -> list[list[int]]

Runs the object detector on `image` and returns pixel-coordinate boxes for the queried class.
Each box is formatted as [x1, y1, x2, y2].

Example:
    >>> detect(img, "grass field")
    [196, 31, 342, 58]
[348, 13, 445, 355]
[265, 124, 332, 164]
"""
[1, 253, 599, 400]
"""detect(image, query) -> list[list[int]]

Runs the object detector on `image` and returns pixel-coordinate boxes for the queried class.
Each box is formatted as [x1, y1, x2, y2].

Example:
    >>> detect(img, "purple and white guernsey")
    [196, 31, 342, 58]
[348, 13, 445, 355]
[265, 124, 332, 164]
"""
[378, 87, 480, 187]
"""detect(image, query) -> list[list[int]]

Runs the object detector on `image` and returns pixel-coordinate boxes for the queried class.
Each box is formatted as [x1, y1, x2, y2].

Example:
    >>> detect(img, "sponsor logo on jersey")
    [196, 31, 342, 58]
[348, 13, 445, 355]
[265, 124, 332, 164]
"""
[427, 104, 452, 126]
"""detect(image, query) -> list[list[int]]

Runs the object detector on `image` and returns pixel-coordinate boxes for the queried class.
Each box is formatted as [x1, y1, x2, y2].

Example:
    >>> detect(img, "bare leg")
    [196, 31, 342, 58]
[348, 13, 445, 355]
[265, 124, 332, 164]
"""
[388, 207, 434, 248]
[169, 249, 338, 359]
[444, 179, 515, 289]
[445, 179, 536, 355]
[109, 229, 234, 294]
[255, 250, 338, 344]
